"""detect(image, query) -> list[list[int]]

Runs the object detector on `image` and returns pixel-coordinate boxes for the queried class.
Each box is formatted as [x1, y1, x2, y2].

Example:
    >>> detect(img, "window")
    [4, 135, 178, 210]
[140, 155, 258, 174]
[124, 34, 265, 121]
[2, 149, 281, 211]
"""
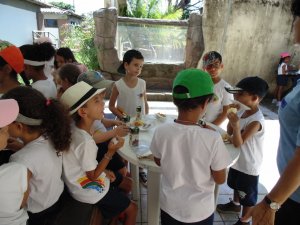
[44, 19, 58, 28]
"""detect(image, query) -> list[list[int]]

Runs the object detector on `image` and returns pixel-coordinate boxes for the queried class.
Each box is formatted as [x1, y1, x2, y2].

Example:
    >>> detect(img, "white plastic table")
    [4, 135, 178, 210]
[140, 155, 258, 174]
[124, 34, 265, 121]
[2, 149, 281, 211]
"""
[118, 115, 239, 225]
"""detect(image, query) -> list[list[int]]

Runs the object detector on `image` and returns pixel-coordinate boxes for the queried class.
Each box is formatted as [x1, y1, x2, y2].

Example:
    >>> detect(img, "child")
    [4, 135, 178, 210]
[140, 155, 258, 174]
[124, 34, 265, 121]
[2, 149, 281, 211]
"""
[202, 51, 233, 127]
[272, 52, 291, 106]
[78, 71, 131, 191]
[109, 49, 149, 185]
[0, 40, 28, 96]
[0, 99, 29, 225]
[216, 76, 269, 225]
[150, 69, 231, 225]
[60, 81, 137, 224]
[20, 43, 57, 99]
[2, 86, 72, 225]
[55, 47, 88, 73]
[57, 63, 82, 98]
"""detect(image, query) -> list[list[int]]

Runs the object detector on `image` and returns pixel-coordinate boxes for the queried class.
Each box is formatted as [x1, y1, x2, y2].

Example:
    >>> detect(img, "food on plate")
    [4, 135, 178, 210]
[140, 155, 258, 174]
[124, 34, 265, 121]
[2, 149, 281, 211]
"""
[156, 112, 166, 118]
[132, 120, 144, 127]
[227, 107, 237, 114]
[222, 133, 231, 143]
[156, 112, 167, 121]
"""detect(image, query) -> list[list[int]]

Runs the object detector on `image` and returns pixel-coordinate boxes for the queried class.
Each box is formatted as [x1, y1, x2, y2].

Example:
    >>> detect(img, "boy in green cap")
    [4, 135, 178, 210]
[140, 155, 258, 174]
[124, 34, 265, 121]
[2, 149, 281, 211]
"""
[150, 69, 231, 225]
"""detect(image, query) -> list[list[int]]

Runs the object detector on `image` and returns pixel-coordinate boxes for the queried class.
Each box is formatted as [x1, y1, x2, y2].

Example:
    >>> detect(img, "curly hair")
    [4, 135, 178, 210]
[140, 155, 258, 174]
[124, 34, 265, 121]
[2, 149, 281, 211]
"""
[2, 87, 71, 152]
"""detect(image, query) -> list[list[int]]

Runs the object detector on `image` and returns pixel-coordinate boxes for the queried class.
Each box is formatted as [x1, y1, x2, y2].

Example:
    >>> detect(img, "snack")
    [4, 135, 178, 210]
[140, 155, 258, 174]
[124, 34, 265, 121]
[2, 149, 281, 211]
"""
[156, 112, 166, 121]
[132, 120, 144, 127]
[222, 133, 230, 142]
[227, 107, 237, 114]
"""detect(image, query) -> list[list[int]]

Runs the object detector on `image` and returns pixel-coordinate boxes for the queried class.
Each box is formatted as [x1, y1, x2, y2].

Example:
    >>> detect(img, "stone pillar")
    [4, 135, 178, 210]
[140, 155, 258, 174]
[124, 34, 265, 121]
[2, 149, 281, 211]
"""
[93, 8, 120, 75]
[185, 12, 204, 68]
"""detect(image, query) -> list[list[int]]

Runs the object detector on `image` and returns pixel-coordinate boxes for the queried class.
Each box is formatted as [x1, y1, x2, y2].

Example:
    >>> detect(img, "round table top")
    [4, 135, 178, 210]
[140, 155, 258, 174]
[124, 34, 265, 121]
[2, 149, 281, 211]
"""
[117, 115, 240, 173]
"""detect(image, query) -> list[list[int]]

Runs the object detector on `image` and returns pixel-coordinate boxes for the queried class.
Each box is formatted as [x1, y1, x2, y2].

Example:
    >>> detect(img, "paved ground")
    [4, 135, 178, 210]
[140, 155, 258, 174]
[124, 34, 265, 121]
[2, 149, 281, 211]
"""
[105, 99, 280, 225]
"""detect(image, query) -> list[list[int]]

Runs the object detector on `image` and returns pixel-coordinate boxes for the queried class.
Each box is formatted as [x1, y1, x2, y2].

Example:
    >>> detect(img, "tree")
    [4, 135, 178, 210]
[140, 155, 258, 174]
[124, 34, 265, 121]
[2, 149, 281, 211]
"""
[49, 1, 75, 12]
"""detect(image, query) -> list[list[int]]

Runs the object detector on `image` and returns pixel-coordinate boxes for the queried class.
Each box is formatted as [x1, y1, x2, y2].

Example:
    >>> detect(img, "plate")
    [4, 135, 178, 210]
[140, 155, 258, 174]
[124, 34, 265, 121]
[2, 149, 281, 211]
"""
[139, 123, 152, 131]
[131, 140, 152, 158]
[231, 100, 251, 111]
[206, 123, 231, 143]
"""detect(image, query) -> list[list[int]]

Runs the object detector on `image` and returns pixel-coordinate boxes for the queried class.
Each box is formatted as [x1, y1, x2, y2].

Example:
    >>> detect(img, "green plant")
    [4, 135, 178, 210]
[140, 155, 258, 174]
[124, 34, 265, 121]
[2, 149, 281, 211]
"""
[49, 1, 75, 12]
[61, 15, 99, 70]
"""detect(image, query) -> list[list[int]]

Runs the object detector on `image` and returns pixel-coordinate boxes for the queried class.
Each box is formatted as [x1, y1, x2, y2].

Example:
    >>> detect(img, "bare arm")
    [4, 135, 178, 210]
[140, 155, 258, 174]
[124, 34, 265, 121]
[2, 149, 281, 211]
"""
[282, 64, 288, 75]
[108, 85, 123, 119]
[93, 125, 129, 144]
[212, 105, 230, 126]
[101, 118, 123, 128]
[20, 169, 31, 209]
[211, 168, 227, 184]
[86, 136, 124, 181]
[246, 147, 300, 225]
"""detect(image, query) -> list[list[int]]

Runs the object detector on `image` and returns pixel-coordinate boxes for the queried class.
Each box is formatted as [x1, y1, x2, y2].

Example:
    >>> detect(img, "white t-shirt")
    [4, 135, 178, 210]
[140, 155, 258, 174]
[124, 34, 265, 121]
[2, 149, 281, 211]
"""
[150, 122, 231, 223]
[10, 136, 64, 213]
[204, 79, 233, 123]
[62, 125, 110, 204]
[115, 78, 146, 117]
[0, 162, 28, 225]
[91, 120, 107, 134]
[231, 109, 265, 176]
[278, 62, 287, 75]
[31, 78, 57, 99]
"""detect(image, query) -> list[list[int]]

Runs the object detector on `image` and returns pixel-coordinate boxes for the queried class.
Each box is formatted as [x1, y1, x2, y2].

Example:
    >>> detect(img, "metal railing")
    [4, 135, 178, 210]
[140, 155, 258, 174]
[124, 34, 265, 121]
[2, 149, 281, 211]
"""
[32, 30, 60, 48]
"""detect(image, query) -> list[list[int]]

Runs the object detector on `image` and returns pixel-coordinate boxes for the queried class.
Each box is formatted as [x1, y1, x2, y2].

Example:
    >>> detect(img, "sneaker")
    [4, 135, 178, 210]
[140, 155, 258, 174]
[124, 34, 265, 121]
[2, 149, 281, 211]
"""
[233, 219, 250, 225]
[216, 200, 241, 214]
[139, 171, 147, 187]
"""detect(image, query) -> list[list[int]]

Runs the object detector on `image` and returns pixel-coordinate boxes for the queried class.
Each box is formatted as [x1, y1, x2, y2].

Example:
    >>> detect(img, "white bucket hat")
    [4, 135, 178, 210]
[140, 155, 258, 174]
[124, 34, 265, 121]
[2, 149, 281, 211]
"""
[60, 81, 105, 115]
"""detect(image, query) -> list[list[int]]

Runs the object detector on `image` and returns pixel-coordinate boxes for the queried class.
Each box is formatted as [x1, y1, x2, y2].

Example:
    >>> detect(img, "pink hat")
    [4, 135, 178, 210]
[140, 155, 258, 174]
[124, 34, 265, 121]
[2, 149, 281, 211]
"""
[0, 99, 19, 128]
[280, 52, 291, 58]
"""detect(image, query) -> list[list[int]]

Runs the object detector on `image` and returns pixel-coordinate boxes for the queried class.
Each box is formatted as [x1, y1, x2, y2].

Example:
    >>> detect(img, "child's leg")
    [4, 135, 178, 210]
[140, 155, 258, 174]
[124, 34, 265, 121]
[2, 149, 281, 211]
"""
[123, 201, 138, 225]
[233, 189, 240, 204]
[241, 205, 253, 220]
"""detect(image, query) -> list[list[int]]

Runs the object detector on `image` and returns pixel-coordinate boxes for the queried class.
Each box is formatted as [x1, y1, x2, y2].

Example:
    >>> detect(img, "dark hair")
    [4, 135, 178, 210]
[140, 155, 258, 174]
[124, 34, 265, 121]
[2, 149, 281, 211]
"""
[20, 42, 55, 71]
[0, 56, 29, 85]
[2, 87, 71, 152]
[117, 49, 144, 74]
[278, 57, 288, 67]
[58, 63, 81, 85]
[173, 85, 213, 111]
[56, 47, 77, 63]
[292, 0, 300, 17]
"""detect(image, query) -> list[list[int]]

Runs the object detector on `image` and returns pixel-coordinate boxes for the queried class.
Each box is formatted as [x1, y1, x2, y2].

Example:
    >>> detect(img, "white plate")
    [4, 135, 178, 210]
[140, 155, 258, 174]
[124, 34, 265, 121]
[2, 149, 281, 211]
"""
[131, 140, 152, 158]
[139, 123, 152, 131]
[231, 100, 251, 111]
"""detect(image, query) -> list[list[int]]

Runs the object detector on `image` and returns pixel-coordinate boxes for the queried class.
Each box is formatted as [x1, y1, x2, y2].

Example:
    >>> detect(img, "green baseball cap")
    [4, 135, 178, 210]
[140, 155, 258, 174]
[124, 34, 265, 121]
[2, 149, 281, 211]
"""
[173, 69, 214, 99]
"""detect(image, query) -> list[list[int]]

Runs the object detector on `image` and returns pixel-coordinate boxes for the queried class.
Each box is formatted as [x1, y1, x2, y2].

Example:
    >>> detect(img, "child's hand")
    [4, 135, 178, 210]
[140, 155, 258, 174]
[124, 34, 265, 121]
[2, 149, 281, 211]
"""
[108, 136, 125, 155]
[113, 120, 124, 126]
[105, 170, 116, 182]
[114, 125, 130, 137]
[227, 111, 240, 129]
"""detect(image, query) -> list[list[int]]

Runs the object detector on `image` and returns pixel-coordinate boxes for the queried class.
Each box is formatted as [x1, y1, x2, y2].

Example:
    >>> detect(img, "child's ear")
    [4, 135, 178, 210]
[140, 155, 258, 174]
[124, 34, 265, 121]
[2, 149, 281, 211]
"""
[77, 107, 87, 118]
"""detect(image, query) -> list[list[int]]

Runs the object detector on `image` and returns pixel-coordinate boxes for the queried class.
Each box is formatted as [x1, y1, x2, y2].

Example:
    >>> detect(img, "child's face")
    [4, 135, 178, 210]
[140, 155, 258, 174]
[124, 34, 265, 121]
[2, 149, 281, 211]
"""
[234, 91, 257, 107]
[84, 94, 105, 120]
[55, 55, 67, 68]
[203, 59, 223, 79]
[60, 78, 72, 92]
[284, 56, 291, 63]
[0, 126, 9, 150]
[124, 58, 144, 77]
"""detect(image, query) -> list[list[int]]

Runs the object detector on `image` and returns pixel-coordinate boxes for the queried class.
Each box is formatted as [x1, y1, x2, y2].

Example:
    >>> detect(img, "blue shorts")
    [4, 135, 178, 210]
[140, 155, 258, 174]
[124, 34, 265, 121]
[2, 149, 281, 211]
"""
[227, 168, 258, 207]
[277, 75, 288, 86]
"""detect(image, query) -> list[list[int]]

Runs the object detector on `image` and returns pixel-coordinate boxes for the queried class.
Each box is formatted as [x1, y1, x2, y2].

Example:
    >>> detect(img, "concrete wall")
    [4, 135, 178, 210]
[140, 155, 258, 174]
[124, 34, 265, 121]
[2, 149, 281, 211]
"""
[0, 0, 39, 46]
[201, 0, 299, 91]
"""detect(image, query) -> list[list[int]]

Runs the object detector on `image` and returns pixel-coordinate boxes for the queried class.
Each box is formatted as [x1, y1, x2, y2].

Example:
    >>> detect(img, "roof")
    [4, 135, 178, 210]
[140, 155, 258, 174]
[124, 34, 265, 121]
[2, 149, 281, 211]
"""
[24, 0, 51, 8]
[41, 7, 83, 19]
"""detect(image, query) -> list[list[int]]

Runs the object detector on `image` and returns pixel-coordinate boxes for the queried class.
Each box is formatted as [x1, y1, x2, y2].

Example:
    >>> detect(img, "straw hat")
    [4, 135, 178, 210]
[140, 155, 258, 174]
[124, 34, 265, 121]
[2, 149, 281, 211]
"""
[60, 81, 105, 115]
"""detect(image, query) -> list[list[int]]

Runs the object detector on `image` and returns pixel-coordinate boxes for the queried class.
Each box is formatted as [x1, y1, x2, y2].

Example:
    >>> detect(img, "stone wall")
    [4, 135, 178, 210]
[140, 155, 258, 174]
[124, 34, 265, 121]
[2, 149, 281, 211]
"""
[201, 0, 300, 91]
[93, 8, 204, 91]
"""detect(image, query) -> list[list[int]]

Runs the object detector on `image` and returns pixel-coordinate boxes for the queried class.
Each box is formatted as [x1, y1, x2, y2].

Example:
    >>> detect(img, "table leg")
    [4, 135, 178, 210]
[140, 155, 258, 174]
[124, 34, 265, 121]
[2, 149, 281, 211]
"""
[130, 163, 141, 221]
[147, 170, 161, 225]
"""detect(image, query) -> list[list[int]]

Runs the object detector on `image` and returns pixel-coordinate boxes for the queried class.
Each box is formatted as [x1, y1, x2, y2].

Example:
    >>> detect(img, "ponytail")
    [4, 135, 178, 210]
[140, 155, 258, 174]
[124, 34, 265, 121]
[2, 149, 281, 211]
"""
[2, 87, 71, 152]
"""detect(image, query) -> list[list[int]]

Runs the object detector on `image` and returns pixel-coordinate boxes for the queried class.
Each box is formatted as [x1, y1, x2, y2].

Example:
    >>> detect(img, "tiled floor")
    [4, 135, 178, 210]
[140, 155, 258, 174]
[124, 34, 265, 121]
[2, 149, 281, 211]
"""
[105, 101, 280, 225]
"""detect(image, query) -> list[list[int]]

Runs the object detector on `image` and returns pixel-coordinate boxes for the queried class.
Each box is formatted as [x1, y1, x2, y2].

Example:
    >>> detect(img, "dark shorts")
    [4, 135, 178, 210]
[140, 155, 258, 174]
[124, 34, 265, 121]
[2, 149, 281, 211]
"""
[277, 75, 288, 86]
[227, 168, 258, 206]
[275, 198, 300, 225]
[95, 187, 130, 219]
[161, 210, 214, 225]
[96, 141, 125, 172]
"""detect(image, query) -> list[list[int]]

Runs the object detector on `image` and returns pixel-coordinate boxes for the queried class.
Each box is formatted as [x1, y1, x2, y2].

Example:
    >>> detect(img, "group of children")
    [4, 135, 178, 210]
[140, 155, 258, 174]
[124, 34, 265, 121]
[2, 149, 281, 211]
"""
[0, 38, 271, 225]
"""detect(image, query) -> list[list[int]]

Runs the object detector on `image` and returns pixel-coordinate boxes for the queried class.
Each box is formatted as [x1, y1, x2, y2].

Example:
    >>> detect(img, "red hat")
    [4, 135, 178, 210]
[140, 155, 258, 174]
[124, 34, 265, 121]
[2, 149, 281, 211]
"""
[0, 40, 24, 73]
[280, 52, 291, 58]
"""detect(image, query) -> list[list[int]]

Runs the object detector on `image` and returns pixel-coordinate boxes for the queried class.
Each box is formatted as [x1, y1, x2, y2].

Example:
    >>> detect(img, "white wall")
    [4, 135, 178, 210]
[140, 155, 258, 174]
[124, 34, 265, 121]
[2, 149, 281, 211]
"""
[0, 2, 38, 46]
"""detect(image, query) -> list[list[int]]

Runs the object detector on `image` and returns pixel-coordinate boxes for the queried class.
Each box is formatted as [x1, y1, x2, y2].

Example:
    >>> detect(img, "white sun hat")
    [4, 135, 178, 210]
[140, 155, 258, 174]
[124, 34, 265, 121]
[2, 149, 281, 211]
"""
[60, 81, 105, 115]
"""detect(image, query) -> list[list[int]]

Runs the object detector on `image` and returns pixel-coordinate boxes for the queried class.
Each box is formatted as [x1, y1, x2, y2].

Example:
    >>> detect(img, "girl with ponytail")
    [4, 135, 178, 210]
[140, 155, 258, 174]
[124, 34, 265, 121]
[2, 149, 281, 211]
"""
[2, 86, 71, 225]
